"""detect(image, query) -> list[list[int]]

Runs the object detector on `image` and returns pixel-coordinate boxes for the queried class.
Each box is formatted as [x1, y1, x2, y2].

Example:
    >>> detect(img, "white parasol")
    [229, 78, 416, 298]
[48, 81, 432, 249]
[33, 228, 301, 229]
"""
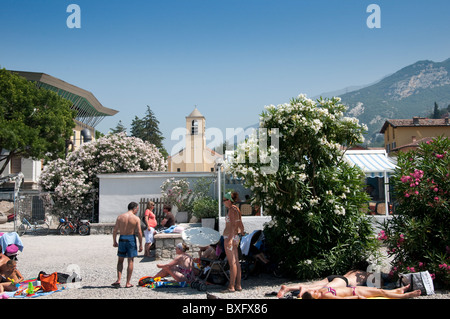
[182, 227, 221, 247]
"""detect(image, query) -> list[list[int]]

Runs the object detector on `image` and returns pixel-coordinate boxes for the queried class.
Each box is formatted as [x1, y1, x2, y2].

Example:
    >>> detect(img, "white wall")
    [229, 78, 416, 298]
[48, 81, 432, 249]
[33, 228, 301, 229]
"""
[218, 216, 271, 234]
[98, 171, 273, 234]
[98, 171, 217, 223]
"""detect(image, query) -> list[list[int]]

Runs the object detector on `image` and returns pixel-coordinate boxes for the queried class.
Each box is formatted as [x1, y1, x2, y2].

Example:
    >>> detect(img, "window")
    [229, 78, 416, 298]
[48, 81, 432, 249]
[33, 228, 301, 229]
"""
[10, 156, 21, 174]
[191, 120, 198, 135]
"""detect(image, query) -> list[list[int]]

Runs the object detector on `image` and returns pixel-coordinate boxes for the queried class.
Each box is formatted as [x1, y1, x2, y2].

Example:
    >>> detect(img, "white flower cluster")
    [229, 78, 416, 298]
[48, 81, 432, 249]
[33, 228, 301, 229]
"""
[39, 132, 167, 215]
[228, 93, 366, 218]
[288, 234, 300, 244]
[334, 205, 346, 216]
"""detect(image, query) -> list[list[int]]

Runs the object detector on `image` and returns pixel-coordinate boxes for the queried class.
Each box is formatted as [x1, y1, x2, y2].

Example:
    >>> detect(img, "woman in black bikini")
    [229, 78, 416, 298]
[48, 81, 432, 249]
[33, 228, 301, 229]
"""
[277, 270, 370, 298]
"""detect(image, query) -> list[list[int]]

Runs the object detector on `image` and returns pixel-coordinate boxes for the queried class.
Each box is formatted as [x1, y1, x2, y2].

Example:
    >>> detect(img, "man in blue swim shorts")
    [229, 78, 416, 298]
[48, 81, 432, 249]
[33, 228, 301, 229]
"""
[112, 202, 143, 288]
[117, 235, 138, 258]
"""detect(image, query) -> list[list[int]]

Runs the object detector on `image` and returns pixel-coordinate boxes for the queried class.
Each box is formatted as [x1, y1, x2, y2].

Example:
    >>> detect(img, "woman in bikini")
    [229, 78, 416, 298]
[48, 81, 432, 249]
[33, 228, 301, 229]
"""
[277, 270, 370, 298]
[302, 284, 421, 299]
[154, 243, 194, 282]
[222, 192, 245, 293]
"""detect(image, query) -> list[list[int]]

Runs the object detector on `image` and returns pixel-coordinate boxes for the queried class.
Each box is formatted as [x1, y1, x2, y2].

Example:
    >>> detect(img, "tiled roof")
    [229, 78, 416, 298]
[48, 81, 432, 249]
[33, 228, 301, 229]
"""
[380, 117, 449, 133]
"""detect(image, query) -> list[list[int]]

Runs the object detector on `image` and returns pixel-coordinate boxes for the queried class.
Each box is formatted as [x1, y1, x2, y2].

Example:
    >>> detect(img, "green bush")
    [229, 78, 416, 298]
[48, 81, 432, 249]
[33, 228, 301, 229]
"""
[193, 197, 219, 220]
[381, 136, 450, 287]
[228, 94, 379, 278]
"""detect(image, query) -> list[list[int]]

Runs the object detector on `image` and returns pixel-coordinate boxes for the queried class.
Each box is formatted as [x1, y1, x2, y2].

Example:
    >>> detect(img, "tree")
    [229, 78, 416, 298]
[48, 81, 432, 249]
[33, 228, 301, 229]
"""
[130, 105, 168, 158]
[109, 120, 127, 134]
[380, 136, 449, 287]
[228, 94, 379, 278]
[0, 69, 76, 175]
[39, 132, 167, 220]
[433, 102, 441, 119]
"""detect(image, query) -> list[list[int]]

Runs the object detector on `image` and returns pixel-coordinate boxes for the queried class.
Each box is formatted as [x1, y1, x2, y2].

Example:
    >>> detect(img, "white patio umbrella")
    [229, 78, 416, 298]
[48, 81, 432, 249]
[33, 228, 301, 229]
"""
[182, 227, 221, 247]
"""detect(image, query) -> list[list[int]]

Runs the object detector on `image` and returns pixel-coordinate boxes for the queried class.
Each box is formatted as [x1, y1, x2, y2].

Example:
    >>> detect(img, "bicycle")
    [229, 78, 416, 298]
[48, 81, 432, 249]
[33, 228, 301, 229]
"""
[17, 215, 50, 236]
[57, 217, 69, 235]
[60, 217, 90, 236]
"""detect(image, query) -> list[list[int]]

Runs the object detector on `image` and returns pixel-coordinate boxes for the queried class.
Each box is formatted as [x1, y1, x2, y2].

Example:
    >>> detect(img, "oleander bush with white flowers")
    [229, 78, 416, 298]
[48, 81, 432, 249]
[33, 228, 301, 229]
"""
[39, 132, 167, 220]
[228, 94, 379, 279]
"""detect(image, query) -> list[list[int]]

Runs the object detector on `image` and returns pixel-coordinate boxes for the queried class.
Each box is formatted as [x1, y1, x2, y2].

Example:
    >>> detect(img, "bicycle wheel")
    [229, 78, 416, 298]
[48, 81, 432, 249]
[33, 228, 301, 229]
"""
[35, 222, 50, 236]
[78, 224, 90, 236]
[58, 225, 68, 235]
[18, 223, 28, 236]
[63, 225, 73, 235]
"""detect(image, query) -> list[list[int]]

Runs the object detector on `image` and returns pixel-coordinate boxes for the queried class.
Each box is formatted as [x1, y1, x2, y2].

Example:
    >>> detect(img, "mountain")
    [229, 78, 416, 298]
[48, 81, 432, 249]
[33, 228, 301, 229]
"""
[338, 58, 450, 145]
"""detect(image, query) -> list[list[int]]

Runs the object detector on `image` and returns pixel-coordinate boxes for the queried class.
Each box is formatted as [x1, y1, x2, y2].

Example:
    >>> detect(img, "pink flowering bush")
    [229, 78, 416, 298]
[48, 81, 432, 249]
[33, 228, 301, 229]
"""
[39, 132, 167, 220]
[160, 178, 193, 212]
[380, 136, 449, 287]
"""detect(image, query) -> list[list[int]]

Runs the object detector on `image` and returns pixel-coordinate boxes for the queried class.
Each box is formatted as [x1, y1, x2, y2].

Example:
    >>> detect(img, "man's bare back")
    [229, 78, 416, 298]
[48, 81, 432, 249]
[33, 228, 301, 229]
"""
[113, 203, 142, 250]
[115, 212, 140, 235]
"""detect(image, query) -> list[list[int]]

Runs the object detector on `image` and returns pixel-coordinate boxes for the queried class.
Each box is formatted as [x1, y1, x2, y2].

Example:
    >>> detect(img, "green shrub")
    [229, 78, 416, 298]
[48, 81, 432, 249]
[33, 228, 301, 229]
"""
[381, 136, 450, 287]
[228, 95, 379, 278]
[193, 197, 219, 220]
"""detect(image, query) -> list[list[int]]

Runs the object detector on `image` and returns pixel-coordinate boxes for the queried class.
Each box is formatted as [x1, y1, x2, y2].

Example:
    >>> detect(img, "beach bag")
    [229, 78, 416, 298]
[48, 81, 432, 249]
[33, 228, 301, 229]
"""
[398, 271, 434, 295]
[39, 272, 58, 292]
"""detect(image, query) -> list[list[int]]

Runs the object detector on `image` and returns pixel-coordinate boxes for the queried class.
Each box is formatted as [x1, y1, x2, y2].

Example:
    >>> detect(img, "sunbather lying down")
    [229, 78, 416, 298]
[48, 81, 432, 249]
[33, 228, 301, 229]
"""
[277, 270, 371, 298]
[301, 284, 421, 299]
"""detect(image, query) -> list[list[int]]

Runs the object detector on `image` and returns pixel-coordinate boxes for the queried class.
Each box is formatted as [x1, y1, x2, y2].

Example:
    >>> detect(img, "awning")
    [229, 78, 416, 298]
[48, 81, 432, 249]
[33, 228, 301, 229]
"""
[344, 150, 397, 178]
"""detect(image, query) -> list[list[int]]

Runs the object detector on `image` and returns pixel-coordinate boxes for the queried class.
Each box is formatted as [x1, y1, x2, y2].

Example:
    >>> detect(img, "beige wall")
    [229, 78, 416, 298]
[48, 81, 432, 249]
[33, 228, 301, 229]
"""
[168, 111, 222, 172]
[384, 125, 450, 153]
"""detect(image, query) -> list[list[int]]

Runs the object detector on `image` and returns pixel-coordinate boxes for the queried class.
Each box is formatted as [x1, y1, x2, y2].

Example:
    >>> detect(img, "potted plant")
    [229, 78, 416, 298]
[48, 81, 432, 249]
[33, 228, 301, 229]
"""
[193, 197, 218, 229]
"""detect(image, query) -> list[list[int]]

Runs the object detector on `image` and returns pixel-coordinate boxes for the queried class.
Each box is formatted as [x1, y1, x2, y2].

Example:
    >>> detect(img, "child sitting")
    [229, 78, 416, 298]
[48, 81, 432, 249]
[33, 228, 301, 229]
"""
[0, 259, 24, 291]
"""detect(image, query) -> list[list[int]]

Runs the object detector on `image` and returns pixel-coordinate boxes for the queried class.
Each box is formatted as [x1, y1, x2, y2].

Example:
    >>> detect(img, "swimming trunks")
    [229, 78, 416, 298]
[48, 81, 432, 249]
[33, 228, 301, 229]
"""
[326, 275, 349, 286]
[117, 235, 138, 258]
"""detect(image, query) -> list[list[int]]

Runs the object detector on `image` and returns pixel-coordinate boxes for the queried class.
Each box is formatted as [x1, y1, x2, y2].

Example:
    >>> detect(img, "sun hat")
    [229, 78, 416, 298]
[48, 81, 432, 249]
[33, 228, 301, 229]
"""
[223, 192, 234, 202]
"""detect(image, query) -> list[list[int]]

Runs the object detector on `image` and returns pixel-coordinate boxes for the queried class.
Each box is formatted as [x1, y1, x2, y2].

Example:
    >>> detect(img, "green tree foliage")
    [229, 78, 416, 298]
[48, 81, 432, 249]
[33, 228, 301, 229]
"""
[381, 136, 450, 287]
[228, 94, 379, 278]
[109, 120, 127, 134]
[433, 102, 440, 119]
[130, 105, 168, 158]
[0, 69, 76, 174]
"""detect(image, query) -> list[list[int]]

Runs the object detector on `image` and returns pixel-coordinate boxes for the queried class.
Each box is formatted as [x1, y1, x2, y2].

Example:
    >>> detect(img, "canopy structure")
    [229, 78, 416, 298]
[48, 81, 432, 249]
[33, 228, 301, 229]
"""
[9, 70, 118, 129]
[344, 150, 397, 178]
[344, 150, 397, 217]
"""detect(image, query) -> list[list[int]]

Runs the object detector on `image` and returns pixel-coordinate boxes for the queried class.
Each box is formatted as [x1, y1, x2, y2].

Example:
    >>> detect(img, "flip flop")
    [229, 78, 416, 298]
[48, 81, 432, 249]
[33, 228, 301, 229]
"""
[125, 284, 134, 288]
[111, 282, 120, 288]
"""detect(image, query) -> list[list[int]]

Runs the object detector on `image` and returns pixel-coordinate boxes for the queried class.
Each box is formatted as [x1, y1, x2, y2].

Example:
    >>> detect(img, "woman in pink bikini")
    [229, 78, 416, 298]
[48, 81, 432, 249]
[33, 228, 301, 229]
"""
[302, 284, 421, 299]
[153, 243, 194, 282]
[222, 192, 245, 293]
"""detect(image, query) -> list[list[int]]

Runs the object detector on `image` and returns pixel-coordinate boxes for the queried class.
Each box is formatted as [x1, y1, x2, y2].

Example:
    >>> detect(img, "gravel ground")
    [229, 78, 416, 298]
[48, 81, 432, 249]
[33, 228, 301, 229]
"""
[7, 234, 450, 300]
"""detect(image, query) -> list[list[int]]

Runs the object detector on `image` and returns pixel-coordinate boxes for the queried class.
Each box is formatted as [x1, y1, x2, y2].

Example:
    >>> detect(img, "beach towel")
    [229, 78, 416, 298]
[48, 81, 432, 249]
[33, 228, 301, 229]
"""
[4, 278, 62, 298]
[138, 276, 188, 288]
[0, 232, 24, 254]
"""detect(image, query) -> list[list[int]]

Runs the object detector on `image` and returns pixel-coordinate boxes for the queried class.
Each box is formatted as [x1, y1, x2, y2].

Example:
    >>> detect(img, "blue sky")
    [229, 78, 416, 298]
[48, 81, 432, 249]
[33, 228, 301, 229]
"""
[1, 0, 450, 154]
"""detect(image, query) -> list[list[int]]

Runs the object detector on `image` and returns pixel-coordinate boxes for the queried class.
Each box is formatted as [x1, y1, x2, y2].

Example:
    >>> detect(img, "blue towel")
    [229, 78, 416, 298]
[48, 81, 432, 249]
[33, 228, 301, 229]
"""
[0, 232, 24, 254]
